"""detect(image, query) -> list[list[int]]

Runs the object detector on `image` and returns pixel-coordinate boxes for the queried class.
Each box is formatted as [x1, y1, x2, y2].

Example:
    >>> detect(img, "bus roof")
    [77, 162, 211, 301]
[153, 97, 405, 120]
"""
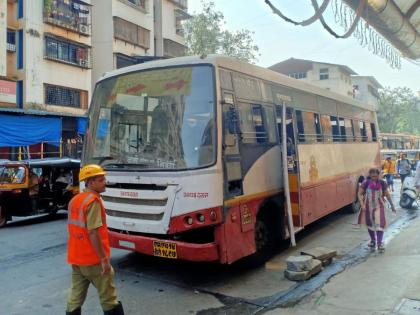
[98, 54, 376, 112]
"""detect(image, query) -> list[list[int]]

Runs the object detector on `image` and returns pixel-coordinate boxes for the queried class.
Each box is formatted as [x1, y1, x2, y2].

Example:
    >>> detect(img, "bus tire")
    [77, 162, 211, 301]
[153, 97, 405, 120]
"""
[242, 205, 282, 267]
[0, 205, 7, 228]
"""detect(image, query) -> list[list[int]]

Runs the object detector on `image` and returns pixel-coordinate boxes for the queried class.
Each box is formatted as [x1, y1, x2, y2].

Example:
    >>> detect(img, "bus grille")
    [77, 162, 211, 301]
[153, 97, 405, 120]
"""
[105, 209, 164, 221]
[102, 195, 168, 207]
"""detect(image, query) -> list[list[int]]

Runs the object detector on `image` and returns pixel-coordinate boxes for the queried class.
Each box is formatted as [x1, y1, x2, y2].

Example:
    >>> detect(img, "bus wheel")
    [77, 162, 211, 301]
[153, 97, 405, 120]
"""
[0, 205, 7, 228]
[243, 210, 279, 267]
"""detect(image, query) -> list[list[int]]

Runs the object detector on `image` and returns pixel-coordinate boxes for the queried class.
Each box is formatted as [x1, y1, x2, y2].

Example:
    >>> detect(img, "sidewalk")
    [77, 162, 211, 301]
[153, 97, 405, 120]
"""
[266, 206, 420, 314]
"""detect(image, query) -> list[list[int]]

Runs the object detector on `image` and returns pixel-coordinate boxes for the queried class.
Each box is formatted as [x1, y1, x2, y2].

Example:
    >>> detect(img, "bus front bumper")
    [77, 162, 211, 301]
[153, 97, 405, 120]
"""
[109, 230, 220, 262]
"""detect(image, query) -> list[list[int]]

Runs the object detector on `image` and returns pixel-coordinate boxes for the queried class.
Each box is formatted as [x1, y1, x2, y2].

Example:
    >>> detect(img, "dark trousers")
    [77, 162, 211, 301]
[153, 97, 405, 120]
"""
[400, 173, 409, 184]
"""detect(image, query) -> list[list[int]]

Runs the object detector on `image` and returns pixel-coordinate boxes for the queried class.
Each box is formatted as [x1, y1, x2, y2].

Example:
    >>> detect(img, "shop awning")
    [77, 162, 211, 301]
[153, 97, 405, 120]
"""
[0, 114, 62, 147]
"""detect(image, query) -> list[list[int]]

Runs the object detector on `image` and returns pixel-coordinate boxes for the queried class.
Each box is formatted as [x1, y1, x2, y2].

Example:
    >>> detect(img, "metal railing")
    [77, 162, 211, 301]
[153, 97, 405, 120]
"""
[8, 141, 83, 161]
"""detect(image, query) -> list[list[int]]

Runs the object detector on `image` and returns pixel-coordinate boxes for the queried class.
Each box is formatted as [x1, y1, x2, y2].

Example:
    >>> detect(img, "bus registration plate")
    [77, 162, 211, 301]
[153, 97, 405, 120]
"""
[153, 241, 177, 259]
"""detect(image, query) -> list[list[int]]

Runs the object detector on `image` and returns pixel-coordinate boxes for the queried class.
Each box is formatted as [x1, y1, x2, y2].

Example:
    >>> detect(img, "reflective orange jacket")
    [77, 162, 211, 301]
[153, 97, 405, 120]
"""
[67, 192, 110, 266]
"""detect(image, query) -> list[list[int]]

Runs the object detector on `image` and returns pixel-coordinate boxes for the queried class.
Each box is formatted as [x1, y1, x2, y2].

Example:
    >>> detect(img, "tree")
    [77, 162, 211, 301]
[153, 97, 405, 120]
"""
[377, 87, 420, 135]
[184, 1, 260, 63]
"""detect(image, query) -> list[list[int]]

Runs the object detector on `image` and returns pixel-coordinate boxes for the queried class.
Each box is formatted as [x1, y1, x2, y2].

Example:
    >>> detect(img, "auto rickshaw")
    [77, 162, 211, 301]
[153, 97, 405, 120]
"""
[0, 158, 80, 227]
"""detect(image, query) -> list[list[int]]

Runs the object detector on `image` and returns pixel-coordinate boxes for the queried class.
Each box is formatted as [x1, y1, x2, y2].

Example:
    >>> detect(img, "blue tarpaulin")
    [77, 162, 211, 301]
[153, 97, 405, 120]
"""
[77, 117, 87, 135]
[0, 114, 62, 147]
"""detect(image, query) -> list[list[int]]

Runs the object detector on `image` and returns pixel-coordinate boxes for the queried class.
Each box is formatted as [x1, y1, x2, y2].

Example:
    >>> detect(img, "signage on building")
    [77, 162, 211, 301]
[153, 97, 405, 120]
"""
[0, 80, 16, 104]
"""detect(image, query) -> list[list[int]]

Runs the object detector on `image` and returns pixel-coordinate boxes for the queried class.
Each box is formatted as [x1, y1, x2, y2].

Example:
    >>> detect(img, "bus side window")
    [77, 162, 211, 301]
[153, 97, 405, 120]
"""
[321, 115, 333, 142]
[359, 121, 367, 142]
[252, 105, 266, 143]
[263, 105, 277, 143]
[353, 119, 361, 142]
[275, 105, 283, 141]
[295, 110, 322, 143]
[370, 123, 377, 142]
[339, 118, 346, 142]
[330, 116, 340, 142]
[366, 123, 373, 142]
[314, 113, 322, 142]
[344, 118, 354, 142]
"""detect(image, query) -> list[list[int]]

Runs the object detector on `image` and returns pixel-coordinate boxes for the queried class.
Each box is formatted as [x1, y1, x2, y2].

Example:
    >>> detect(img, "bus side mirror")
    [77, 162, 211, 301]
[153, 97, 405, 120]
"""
[227, 106, 240, 135]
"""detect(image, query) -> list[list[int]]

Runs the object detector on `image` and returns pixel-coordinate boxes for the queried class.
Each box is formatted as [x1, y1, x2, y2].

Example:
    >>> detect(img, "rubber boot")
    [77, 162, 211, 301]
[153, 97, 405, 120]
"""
[104, 301, 124, 315]
[66, 307, 81, 315]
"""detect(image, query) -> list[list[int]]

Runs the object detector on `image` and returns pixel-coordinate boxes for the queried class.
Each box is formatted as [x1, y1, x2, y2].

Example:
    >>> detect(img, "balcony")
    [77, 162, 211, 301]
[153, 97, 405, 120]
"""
[44, 35, 92, 69]
[168, 0, 187, 10]
[43, 0, 91, 36]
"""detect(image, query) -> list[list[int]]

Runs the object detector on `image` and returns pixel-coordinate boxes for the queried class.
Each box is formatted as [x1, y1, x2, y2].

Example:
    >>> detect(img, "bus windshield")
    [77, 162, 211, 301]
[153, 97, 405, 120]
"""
[85, 65, 216, 171]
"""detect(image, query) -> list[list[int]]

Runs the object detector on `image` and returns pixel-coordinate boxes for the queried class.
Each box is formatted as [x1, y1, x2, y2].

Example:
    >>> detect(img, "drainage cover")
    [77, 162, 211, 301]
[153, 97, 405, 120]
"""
[394, 299, 420, 314]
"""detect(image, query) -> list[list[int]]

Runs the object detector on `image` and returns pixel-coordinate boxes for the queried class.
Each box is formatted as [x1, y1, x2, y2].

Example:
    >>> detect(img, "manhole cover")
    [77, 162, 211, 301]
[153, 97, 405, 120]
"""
[394, 299, 420, 314]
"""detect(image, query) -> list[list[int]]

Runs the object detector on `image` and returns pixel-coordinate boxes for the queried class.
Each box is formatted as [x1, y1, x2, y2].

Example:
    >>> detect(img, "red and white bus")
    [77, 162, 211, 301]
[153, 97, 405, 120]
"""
[83, 55, 380, 264]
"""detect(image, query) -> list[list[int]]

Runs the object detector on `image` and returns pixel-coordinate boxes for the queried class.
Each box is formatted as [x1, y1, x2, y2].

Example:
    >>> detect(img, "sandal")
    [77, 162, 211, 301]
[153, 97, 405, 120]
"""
[378, 244, 385, 253]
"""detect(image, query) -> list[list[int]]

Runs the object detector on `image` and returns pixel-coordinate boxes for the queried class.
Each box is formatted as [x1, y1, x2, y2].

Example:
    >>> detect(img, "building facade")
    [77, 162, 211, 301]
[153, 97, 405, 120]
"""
[269, 58, 357, 98]
[0, 0, 188, 160]
[269, 58, 382, 108]
[351, 76, 382, 108]
[0, 0, 92, 160]
[91, 0, 189, 87]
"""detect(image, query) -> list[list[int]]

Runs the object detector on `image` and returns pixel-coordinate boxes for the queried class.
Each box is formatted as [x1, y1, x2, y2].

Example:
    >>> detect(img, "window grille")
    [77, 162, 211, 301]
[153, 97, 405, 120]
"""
[45, 36, 90, 68]
[45, 85, 81, 108]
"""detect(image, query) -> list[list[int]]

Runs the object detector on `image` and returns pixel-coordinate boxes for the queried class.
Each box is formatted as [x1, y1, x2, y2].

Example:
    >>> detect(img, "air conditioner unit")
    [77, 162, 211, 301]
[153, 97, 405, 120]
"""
[79, 59, 88, 67]
[79, 24, 89, 35]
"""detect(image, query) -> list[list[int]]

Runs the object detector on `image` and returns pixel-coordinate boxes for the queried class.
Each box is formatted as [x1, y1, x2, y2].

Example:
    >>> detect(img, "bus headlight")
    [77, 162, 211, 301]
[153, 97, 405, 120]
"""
[197, 214, 205, 223]
[185, 216, 193, 225]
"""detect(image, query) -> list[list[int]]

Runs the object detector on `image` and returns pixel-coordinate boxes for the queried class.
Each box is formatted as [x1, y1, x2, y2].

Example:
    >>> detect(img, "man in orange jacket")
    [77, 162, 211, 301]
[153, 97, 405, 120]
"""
[66, 165, 124, 315]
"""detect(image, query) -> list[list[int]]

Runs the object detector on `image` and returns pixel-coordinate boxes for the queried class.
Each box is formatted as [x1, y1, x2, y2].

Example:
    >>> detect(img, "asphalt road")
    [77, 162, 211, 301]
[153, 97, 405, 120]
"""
[0, 180, 415, 315]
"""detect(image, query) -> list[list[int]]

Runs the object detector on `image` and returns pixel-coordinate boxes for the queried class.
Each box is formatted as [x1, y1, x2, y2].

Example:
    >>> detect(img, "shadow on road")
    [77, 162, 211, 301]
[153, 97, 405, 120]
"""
[113, 206, 355, 289]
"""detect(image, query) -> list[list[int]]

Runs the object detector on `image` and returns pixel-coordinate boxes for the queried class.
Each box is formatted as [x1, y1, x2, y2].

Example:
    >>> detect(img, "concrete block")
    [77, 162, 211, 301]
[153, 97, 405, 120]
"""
[310, 259, 322, 276]
[301, 247, 337, 261]
[284, 269, 311, 281]
[286, 255, 313, 272]
[285, 259, 323, 281]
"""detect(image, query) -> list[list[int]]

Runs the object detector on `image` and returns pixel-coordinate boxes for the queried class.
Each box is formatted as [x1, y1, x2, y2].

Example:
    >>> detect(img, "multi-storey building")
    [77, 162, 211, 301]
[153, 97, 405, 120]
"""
[0, 0, 92, 159]
[352, 76, 383, 108]
[269, 58, 383, 108]
[91, 0, 189, 87]
[0, 0, 188, 160]
[269, 58, 357, 98]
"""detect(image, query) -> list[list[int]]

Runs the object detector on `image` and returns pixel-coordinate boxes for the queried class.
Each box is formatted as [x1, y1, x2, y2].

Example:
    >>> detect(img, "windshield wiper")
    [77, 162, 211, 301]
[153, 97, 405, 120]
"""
[103, 163, 153, 169]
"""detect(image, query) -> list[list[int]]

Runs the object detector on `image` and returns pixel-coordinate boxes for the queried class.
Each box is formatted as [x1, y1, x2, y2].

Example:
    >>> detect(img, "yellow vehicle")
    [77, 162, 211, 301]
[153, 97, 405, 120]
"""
[0, 158, 80, 227]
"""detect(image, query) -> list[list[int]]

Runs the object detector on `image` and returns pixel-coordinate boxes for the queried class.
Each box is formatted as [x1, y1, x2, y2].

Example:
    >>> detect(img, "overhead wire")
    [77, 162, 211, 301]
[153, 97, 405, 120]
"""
[263, 0, 403, 69]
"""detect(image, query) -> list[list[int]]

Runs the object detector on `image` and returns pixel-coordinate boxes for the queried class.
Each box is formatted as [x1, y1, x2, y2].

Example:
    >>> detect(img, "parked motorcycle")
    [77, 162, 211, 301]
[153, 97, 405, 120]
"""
[400, 176, 419, 209]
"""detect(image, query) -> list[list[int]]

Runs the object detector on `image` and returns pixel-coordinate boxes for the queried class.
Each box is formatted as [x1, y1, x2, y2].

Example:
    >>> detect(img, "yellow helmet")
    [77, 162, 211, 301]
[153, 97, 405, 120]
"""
[79, 164, 106, 182]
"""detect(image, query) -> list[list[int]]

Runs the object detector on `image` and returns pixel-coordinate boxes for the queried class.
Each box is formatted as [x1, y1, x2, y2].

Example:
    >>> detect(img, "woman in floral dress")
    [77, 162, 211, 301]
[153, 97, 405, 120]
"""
[358, 168, 396, 252]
